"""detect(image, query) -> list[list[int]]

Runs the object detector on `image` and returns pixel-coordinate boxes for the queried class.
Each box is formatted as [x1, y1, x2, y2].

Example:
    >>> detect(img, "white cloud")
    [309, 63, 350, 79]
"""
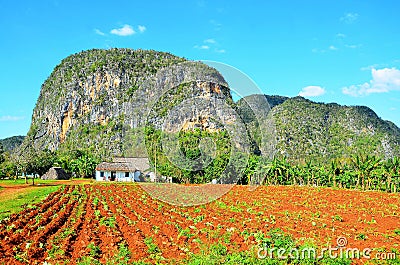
[94, 29, 106, 36]
[329, 45, 338, 51]
[194, 45, 210, 50]
[336, 33, 346, 38]
[204, 38, 216, 44]
[340, 12, 359, 24]
[342, 67, 400, 97]
[299, 86, 326, 97]
[373, 67, 400, 86]
[110, 24, 135, 36]
[138, 25, 146, 33]
[195, 38, 225, 52]
[360, 63, 384, 71]
[0, 116, 24, 122]
[342, 83, 371, 97]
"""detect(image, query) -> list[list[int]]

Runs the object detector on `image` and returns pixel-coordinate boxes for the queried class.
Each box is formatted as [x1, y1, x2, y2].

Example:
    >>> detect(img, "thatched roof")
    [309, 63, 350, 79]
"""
[41, 167, 71, 180]
[96, 157, 150, 172]
[96, 162, 137, 172]
[113, 157, 150, 171]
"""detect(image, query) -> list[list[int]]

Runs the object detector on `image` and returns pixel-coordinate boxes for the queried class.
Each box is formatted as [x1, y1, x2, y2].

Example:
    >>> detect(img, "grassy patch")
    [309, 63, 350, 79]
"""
[0, 178, 53, 186]
[0, 178, 92, 186]
[0, 185, 60, 220]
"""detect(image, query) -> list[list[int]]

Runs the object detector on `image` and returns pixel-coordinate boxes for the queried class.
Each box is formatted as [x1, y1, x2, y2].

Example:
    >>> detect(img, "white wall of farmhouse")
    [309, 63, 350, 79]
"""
[95, 170, 141, 182]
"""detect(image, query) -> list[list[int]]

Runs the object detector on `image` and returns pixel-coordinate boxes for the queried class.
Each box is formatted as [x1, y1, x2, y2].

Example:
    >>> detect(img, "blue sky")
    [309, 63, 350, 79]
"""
[0, 0, 399, 139]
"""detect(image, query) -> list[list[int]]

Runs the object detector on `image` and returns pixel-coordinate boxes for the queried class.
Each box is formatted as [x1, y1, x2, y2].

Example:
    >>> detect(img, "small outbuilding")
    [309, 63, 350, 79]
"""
[146, 172, 157, 182]
[95, 157, 149, 182]
[41, 167, 71, 180]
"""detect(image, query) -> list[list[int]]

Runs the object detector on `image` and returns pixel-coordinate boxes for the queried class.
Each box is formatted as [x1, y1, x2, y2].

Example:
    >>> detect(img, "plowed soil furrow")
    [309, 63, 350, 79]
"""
[97, 188, 149, 261]
[90, 192, 124, 263]
[0, 186, 67, 239]
[41, 186, 86, 262]
[102, 186, 187, 260]
[1, 184, 400, 265]
[0, 190, 73, 259]
[70, 188, 102, 263]
[26, 198, 79, 261]
[61, 193, 89, 261]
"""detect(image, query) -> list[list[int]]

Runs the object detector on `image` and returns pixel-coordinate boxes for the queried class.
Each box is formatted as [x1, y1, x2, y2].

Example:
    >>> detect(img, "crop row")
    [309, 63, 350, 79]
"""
[1, 183, 399, 264]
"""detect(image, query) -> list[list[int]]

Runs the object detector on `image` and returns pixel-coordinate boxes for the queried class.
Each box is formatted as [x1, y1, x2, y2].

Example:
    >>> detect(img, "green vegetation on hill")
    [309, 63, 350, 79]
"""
[273, 97, 400, 162]
[25, 48, 400, 162]
[144, 127, 237, 184]
[27, 48, 188, 152]
[237, 95, 400, 164]
[0, 136, 25, 152]
[37, 48, 186, 104]
[6, 48, 400, 190]
[26, 48, 228, 158]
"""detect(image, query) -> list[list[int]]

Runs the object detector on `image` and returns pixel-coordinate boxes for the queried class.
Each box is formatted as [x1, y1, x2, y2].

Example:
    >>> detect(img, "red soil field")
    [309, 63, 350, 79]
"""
[0, 184, 399, 264]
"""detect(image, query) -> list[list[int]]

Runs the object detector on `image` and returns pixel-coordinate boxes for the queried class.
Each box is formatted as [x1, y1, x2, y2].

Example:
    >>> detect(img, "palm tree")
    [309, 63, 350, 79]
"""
[261, 160, 276, 185]
[262, 157, 285, 185]
[383, 157, 400, 192]
[290, 164, 300, 186]
[351, 154, 382, 190]
[278, 157, 292, 185]
[315, 165, 330, 187]
[252, 157, 268, 185]
[303, 160, 316, 186]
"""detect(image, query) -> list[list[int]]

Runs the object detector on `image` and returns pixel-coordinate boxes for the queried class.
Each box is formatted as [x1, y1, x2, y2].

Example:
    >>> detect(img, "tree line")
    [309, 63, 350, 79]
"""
[245, 155, 400, 192]
[1, 132, 399, 192]
[0, 142, 99, 184]
[145, 127, 400, 192]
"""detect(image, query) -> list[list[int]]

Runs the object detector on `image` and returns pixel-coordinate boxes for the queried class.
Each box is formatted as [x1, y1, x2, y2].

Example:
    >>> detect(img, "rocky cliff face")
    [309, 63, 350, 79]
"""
[26, 48, 400, 162]
[26, 49, 231, 157]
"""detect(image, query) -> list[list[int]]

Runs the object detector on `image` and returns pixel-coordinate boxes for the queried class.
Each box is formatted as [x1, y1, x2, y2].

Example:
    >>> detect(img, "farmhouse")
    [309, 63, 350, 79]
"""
[95, 157, 149, 182]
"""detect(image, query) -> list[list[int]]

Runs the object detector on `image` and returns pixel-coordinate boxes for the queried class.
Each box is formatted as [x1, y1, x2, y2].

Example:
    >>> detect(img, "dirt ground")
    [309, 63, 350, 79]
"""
[1, 184, 399, 264]
[0, 179, 92, 200]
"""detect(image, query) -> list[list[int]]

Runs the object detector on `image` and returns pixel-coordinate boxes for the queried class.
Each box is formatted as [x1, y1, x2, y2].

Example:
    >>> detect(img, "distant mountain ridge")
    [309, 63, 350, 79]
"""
[21, 48, 400, 162]
[237, 95, 400, 161]
[0, 136, 25, 152]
